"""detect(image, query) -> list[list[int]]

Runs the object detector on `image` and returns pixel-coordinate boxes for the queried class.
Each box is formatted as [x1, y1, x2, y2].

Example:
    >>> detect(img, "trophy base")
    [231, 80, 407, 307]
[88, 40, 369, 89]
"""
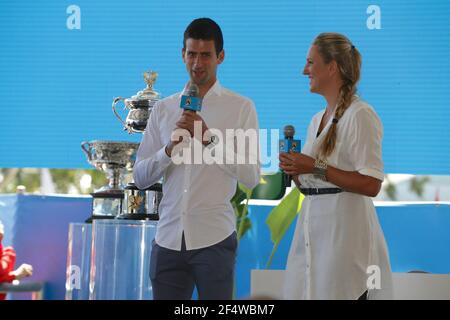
[85, 215, 116, 224]
[90, 190, 124, 220]
[118, 213, 159, 221]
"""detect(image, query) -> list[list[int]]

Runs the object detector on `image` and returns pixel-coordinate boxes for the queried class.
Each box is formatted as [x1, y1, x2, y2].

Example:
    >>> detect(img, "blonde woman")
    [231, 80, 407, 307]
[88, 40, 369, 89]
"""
[279, 33, 392, 300]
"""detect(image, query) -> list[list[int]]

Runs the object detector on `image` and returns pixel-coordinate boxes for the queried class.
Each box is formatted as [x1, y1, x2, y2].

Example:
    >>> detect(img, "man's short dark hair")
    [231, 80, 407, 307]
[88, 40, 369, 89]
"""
[183, 18, 224, 56]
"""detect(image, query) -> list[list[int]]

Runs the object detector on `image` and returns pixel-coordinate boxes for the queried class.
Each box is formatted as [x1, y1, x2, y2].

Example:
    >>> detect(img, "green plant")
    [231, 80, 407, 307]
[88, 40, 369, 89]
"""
[385, 176, 397, 200]
[409, 176, 430, 198]
[0, 168, 108, 194]
[265, 187, 304, 268]
[230, 176, 304, 269]
[231, 183, 254, 241]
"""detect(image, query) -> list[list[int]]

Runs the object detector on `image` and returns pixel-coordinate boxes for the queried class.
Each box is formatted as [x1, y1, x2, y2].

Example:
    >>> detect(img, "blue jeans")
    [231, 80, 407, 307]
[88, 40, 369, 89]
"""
[150, 232, 237, 300]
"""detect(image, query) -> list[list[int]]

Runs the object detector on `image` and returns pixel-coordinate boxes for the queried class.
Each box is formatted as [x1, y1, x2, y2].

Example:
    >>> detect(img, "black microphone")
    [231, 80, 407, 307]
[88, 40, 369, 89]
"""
[284, 125, 294, 187]
[180, 82, 202, 112]
[284, 125, 295, 140]
[179, 82, 213, 145]
[279, 125, 301, 187]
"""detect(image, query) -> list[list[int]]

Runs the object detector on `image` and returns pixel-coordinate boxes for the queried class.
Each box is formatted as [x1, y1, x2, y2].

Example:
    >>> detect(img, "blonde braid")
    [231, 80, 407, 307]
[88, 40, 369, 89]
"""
[320, 82, 355, 158]
[313, 33, 361, 159]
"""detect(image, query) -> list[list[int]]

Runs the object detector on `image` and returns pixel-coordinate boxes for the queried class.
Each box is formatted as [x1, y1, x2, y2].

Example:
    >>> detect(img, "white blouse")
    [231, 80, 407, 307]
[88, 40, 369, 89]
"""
[283, 97, 393, 300]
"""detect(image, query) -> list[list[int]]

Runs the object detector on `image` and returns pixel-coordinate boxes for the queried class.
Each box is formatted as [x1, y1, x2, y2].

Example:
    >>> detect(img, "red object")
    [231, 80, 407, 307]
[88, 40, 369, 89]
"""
[435, 188, 440, 202]
[0, 243, 17, 300]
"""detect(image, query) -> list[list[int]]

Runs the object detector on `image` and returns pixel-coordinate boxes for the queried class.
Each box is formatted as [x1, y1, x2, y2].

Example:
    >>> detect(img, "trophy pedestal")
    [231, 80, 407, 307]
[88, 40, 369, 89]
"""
[89, 219, 157, 299]
[65, 223, 92, 300]
[117, 182, 161, 221]
[85, 190, 124, 223]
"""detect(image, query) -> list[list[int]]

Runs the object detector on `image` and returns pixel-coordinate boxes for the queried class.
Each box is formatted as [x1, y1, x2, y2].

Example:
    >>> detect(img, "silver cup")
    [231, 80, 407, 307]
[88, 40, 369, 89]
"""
[112, 71, 161, 134]
[81, 140, 139, 191]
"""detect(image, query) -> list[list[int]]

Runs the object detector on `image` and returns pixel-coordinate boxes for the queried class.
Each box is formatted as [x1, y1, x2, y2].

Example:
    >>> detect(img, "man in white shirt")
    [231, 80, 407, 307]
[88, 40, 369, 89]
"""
[133, 18, 260, 300]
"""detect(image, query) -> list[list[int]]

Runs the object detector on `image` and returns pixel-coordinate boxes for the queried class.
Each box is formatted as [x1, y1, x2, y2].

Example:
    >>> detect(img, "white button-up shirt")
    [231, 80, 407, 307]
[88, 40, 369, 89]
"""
[283, 97, 393, 299]
[133, 80, 260, 251]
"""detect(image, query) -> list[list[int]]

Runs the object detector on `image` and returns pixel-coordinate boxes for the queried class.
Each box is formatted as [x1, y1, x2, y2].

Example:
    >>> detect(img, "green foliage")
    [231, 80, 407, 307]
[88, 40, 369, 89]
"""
[0, 168, 108, 194]
[265, 187, 304, 268]
[0, 169, 40, 193]
[16, 169, 40, 192]
[231, 183, 253, 241]
[385, 179, 397, 200]
[51, 169, 80, 194]
[231, 178, 304, 269]
[384, 175, 431, 200]
[409, 176, 430, 198]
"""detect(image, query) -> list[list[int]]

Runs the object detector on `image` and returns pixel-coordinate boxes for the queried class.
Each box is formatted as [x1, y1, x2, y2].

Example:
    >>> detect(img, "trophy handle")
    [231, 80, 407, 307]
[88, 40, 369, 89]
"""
[112, 96, 127, 127]
[81, 141, 92, 161]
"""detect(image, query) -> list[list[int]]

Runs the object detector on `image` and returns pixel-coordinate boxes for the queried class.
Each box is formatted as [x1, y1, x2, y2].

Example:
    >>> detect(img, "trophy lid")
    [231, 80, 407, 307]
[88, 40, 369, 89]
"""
[129, 70, 160, 102]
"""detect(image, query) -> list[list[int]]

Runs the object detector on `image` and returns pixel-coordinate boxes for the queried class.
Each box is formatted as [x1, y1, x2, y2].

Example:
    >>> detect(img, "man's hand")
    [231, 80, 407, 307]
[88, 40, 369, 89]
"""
[165, 129, 191, 158]
[165, 110, 210, 158]
[12, 263, 33, 280]
[176, 110, 210, 145]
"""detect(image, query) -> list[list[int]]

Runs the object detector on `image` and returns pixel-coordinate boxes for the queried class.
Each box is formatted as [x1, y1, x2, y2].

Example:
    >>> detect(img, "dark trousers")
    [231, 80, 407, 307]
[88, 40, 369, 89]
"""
[150, 232, 237, 300]
[358, 290, 368, 300]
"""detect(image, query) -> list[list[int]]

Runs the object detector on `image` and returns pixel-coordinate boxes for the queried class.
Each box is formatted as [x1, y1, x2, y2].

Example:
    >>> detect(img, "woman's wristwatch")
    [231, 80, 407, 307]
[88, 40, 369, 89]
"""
[313, 158, 328, 181]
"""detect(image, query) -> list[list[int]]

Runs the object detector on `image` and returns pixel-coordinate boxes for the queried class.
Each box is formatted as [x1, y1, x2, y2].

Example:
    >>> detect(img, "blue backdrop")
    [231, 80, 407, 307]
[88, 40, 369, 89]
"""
[1, 0, 450, 173]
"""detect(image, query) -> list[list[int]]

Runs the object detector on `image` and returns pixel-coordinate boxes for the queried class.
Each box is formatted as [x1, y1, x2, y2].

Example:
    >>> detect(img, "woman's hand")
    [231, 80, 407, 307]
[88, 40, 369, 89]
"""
[279, 151, 315, 176]
[279, 151, 383, 197]
[12, 263, 33, 280]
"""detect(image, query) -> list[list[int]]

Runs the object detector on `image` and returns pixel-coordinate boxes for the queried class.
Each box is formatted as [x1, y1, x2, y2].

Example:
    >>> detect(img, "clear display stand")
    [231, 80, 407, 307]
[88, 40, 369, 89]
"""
[65, 223, 92, 300]
[88, 219, 157, 300]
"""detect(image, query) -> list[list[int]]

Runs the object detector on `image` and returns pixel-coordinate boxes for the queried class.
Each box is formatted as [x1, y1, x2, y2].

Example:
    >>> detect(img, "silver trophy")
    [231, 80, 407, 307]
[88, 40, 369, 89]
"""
[112, 71, 161, 134]
[81, 140, 139, 190]
[81, 70, 162, 221]
[81, 140, 139, 221]
[111, 70, 163, 220]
